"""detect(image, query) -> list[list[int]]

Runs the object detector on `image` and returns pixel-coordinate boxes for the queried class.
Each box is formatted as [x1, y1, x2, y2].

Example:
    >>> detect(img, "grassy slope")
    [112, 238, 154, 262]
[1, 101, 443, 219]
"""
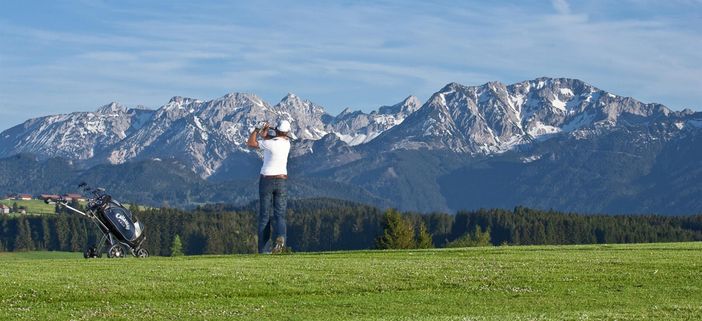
[0, 199, 56, 214]
[1, 243, 701, 320]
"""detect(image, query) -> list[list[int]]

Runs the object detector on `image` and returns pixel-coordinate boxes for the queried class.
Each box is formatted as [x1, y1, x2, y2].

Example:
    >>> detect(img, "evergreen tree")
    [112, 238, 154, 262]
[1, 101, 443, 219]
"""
[41, 217, 52, 250]
[512, 228, 521, 245]
[0, 216, 6, 251]
[12, 202, 18, 213]
[56, 214, 70, 251]
[149, 227, 162, 257]
[376, 209, 415, 249]
[475, 226, 492, 246]
[1, 199, 702, 255]
[170, 234, 184, 256]
[14, 217, 34, 251]
[446, 226, 492, 248]
[69, 217, 83, 252]
[416, 221, 434, 249]
[205, 229, 225, 254]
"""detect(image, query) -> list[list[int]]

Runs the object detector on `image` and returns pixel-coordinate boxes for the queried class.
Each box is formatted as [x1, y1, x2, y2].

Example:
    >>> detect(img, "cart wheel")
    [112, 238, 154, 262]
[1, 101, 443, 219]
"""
[107, 244, 126, 258]
[84, 246, 100, 259]
[136, 248, 149, 258]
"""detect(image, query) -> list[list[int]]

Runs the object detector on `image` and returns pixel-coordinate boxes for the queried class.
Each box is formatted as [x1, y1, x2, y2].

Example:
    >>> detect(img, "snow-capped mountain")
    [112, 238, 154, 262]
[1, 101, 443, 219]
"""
[0, 102, 154, 160]
[2, 77, 702, 214]
[274, 93, 331, 140]
[0, 91, 418, 177]
[1, 77, 697, 180]
[329, 96, 421, 146]
[373, 78, 677, 154]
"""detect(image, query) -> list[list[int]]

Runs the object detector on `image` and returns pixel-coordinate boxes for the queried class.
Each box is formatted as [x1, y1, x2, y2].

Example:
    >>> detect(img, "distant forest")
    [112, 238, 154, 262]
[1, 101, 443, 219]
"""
[2, 198, 702, 255]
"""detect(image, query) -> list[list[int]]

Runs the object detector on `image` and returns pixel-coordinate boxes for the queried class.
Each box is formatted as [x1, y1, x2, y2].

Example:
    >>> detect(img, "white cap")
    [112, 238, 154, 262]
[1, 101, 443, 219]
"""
[276, 119, 291, 132]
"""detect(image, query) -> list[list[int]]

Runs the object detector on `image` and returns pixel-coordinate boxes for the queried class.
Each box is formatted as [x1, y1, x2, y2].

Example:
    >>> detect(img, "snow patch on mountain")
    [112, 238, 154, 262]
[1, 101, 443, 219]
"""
[0, 77, 693, 178]
[521, 155, 542, 163]
[559, 88, 574, 96]
[528, 122, 562, 139]
[551, 96, 567, 111]
[562, 112, 597, 132]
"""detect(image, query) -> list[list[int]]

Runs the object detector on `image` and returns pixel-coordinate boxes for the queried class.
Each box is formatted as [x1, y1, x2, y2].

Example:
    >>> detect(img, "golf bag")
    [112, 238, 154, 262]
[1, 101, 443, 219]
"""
[49, 183, 148, 258]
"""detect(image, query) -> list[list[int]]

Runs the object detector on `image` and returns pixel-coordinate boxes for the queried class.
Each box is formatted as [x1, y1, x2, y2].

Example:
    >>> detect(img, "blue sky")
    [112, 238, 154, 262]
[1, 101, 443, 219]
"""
[1, 0, 700, 131]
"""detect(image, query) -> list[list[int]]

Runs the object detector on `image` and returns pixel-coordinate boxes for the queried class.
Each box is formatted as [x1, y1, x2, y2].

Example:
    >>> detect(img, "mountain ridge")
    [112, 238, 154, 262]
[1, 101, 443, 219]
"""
[2, 77, 701, 214]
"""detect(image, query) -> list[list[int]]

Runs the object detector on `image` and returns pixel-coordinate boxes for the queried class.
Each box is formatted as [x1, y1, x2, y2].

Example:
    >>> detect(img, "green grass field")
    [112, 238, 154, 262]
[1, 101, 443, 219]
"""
[0, 199, 56, 214]
[1, 243, 701, 320]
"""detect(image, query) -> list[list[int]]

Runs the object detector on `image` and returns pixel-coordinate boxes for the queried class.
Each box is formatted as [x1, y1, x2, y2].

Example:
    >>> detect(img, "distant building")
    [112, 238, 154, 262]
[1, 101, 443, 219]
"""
[0, 204, 9, 214]
[63, 194, 85, 202]
[40, 194, 61, 201]
[18, 194, 32, 201]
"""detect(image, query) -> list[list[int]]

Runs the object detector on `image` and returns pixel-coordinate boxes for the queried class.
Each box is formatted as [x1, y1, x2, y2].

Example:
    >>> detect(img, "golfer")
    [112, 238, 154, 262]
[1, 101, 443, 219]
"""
[247, 119, 292, 254]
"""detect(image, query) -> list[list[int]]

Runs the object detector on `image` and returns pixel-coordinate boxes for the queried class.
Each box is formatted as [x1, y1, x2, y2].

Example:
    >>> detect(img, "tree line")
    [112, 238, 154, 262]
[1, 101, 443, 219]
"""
[1, 199, 702, 254]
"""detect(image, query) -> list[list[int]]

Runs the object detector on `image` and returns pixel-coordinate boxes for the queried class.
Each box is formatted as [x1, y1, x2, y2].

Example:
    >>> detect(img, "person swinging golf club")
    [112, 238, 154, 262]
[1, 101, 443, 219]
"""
[247, 119, 292, 254]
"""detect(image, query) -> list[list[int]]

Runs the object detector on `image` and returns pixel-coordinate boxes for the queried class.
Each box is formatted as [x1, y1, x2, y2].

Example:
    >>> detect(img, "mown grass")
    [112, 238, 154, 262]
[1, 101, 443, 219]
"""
[0, 251, 79, 260]
[1, 243, 701, 320]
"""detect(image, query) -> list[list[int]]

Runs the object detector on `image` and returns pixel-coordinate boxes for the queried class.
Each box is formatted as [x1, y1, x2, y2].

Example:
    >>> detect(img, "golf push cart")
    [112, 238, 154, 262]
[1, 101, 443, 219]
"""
[47, 183, 148, 259]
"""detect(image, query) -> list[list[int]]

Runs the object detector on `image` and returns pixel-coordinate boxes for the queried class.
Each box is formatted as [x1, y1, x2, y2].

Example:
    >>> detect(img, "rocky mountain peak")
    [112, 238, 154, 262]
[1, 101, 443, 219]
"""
[378, 95, 421, 115]
[440, 82, 465, 92]
[0, 77, 694, 179]
[276, 93, 326, 115]
[483, 81, 507, 92]
[373, 77, 690, 155]
[328, 96, 425, 146]
[337, 107, 356, 117]
[167, 96, 200, 105]
[95, 102, 127, 114]
[225, 92, 264, 102]
[281, 92, 300, 102]
[273, 94, 329, 140]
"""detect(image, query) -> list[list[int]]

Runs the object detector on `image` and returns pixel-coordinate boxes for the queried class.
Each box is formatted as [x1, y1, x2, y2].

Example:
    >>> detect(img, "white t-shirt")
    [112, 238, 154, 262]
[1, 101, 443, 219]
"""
[258, 137, 291, 175]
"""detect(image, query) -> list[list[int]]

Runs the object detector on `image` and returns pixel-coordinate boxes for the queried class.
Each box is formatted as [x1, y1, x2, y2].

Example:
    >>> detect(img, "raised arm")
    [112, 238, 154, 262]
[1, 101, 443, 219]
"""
[247, 123, 269, 148]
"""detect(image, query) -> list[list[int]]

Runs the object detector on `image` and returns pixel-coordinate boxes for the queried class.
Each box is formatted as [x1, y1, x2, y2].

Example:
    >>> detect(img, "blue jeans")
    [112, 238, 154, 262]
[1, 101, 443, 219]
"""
[258, 176, 287, 253]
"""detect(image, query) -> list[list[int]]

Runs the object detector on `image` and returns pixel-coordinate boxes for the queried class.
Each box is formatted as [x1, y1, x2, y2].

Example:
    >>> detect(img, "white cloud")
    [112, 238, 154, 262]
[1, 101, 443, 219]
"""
[551, 0, 571, 15]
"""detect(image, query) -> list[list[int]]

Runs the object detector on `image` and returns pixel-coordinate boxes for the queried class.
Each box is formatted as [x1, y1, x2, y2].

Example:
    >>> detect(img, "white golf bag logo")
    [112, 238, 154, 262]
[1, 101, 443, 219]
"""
[115, 212, 130, 231]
